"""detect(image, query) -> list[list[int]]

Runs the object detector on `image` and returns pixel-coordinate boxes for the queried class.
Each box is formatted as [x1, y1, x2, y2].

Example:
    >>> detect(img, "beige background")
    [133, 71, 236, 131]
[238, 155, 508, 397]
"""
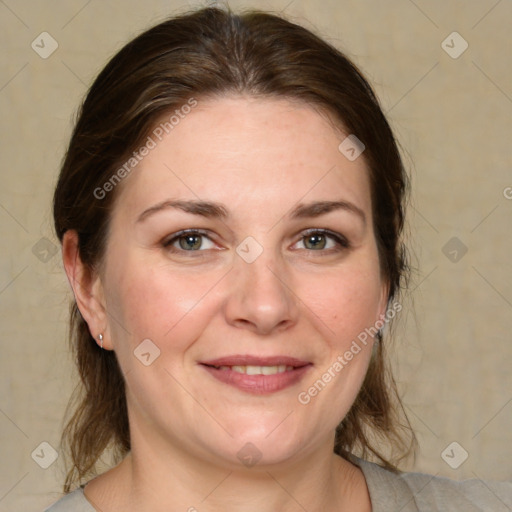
[0, 0, 511, 510]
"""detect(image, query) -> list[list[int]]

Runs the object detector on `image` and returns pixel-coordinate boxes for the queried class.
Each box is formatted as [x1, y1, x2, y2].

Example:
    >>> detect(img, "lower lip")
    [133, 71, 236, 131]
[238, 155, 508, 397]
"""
[200, 364, 312, 394]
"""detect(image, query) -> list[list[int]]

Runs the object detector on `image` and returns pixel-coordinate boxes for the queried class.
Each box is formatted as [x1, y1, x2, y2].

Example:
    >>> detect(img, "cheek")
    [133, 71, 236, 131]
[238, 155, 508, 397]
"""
[300, 265, 384, 345]
[295, 273, 380, 427]
[293, 258, 384, 415]
[104, 255, 224, 350]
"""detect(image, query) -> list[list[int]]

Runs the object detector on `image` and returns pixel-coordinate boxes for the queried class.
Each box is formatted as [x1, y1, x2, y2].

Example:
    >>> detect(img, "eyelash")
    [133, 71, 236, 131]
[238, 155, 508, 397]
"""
[162, 228, 350, 254]
[298, 228, 350, 252]
[162, 229, 215, 254]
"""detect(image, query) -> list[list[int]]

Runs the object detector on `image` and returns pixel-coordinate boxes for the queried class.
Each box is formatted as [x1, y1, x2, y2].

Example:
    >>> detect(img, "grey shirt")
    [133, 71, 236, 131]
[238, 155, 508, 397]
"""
[44, 455, 512, 511]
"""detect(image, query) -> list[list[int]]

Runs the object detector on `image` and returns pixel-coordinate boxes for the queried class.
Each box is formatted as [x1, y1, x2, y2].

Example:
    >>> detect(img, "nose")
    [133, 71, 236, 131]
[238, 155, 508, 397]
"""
[223, 251, 299, 335]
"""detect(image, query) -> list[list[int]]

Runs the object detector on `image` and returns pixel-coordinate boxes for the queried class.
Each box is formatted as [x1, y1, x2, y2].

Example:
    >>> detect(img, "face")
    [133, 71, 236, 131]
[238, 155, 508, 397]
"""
[97, 96, 388, 468]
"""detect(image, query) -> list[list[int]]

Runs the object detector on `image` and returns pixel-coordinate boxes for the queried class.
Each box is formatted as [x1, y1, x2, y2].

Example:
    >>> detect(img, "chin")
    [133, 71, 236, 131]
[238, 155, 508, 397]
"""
[200, 423, 309, 470]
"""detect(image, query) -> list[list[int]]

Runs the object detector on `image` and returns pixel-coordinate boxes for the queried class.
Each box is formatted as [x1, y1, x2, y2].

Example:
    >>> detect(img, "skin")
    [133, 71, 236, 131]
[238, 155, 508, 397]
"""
[63, 96, 389, 511]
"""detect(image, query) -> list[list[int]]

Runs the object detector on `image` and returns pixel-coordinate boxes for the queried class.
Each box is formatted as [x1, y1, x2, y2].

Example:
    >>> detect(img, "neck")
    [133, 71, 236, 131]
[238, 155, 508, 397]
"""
[85, 422, 369, 512]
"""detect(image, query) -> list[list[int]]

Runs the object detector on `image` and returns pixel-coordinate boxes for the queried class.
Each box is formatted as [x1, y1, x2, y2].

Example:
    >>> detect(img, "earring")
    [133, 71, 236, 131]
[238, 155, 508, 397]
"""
[98, 333, 103, 349]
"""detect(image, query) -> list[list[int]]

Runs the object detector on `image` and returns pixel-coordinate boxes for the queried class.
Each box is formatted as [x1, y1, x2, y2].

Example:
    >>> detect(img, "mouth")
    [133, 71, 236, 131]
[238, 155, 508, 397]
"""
[209, 364, 295, 375]
[199, 356, 312, 394]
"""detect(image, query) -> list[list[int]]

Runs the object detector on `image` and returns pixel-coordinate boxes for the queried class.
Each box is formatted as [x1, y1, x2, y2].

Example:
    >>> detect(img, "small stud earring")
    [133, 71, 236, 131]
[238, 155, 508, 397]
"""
[98, 333, 104, 349]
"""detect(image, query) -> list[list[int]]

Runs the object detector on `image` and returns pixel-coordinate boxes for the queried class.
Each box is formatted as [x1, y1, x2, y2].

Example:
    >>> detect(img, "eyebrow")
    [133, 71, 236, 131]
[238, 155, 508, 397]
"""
[137, 200, 229, 223]
[136, 198, 365, 225]
[289, 200, 366, 225]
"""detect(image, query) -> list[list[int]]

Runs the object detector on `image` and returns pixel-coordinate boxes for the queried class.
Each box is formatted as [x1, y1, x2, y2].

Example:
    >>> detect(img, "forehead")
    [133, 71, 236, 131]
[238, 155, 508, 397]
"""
[113, 96, 371, 220]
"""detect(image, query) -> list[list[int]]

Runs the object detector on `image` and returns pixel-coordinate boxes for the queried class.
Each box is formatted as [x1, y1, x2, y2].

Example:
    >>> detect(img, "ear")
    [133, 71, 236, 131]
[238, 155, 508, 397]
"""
[62, 230, 111, 350]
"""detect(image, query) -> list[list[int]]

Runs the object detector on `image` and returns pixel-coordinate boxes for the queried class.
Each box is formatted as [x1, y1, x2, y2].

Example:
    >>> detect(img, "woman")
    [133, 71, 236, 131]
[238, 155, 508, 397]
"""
[47, 6, 511, 511]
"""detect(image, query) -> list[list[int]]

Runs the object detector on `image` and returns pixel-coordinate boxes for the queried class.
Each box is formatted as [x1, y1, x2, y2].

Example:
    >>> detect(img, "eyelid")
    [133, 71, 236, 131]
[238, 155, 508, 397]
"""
[293, 228, 350, 250]
[161, 228, 349, 254]
[162, 228, 219, 250]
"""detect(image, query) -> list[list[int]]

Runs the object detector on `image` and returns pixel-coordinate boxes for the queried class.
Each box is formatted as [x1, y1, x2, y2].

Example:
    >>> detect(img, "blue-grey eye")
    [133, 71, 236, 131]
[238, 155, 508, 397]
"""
[296, 230, 344, 251]
[303, 233, 328, 250]
[164, 231, 216, 251]
[291, 229, 350, 252]
[178, 234, 203, 250]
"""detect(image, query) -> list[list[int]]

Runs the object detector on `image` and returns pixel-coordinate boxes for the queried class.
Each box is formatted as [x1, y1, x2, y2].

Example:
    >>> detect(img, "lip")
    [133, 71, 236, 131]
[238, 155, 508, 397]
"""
[199, 355, 312, 395]
[200, 355, 311, 367]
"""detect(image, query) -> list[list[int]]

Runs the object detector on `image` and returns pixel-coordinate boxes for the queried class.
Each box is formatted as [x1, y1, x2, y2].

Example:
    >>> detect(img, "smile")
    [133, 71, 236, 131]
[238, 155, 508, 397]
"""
[215, 365, 294, 375]
[200, 356, 312, 394]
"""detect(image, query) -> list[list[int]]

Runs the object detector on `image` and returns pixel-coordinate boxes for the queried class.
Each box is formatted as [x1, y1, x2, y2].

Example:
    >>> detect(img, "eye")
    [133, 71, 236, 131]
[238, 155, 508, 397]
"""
[293, 229, 349, 251]
[163, 230, 217, 252]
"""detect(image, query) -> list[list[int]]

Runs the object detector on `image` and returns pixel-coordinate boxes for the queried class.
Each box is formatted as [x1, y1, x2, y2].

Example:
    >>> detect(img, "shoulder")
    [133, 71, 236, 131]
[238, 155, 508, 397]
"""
[44, 487, 95, 512]
[347, 453, 512, 512]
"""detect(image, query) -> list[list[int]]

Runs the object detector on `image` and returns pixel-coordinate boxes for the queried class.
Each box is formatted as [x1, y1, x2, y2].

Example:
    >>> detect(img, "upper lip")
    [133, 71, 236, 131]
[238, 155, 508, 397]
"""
[200, 355, 311, 367]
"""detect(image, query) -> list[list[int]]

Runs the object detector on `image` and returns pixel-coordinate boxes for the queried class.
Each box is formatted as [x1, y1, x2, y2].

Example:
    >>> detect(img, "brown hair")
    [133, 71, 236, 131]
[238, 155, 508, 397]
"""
[53, 6, 416, 493]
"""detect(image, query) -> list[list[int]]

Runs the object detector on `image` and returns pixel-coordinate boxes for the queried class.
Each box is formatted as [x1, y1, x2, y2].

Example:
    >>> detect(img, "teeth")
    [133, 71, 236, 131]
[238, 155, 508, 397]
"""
[223, 365, 292, 375]
[262, 365, 285, 375]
